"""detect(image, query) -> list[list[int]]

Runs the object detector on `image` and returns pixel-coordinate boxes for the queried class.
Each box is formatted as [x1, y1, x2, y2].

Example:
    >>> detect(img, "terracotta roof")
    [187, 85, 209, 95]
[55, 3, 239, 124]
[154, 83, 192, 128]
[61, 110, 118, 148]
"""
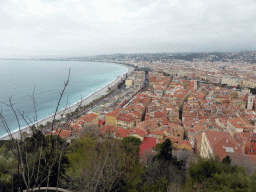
[150, 129, 164, 136]
[140, 137, 157, 154]
[188, 129, 195, 134]
[70, 124, 80, 129]
[178, 140, 192, 147]
[205, 131, 234, 147]
[233, 133, 245, 146]
[154, 117, 169, 125]
[78, 113, 98, 123]
[116, 128, 131, 138]
[251, 133, 256, 141]
[131, 128, 146, 137]
[130, 110, 143, 119]
[134, 120, 158, 132]
[105, 109, 120, 117]
[155, 86, 164, 90]
[204, 131, 243, 161]
[117, 114, 135, 122]
[50, 129, 71, 139]
[212, 138, 243, 160]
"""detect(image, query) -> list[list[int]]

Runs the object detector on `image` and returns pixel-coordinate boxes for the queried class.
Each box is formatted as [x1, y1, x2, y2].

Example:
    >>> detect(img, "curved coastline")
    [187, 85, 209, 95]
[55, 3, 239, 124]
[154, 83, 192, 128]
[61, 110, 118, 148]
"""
[0, 63, 134, 140]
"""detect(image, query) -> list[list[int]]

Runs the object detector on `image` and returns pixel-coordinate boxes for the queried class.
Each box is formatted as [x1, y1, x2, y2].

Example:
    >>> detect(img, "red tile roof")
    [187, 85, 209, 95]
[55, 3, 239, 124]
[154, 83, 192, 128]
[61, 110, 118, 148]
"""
[116, 128, 131, 138]
[150, 129, 164, 136]
[78, 113, 97, 123]
[117, 114, 135, 122]
[205, 131, 243, 161]
[131, 128, 146, 137]
[49, 129, 71, 139]
[205, 131, 234, 147]
[178, 140, 192, 147]
[105, 110, 120, 117]
[213, 138, 244, 161]
[140, 137, 157, 154]
[251, 133, 256, 141]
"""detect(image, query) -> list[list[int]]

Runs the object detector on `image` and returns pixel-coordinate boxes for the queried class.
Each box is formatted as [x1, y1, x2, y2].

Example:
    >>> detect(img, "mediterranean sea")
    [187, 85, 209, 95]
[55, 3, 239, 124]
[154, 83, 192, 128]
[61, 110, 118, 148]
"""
[0, 60, 127, 137]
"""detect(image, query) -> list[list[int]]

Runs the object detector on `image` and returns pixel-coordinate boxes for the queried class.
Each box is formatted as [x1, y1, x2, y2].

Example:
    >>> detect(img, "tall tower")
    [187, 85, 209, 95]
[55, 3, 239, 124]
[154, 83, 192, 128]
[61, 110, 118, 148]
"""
[194, 80, 198, 91]
[247, 94, 254, 110]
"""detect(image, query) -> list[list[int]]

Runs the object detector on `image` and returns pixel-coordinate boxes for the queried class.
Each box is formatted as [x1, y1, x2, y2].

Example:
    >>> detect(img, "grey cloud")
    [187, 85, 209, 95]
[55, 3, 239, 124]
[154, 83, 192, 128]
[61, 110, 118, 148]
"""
[0, 0, 256, 58]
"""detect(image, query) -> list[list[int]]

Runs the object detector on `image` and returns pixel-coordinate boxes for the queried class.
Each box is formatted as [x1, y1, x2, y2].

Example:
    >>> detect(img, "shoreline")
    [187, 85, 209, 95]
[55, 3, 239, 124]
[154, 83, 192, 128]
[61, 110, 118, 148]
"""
[0, 63, 135, 140]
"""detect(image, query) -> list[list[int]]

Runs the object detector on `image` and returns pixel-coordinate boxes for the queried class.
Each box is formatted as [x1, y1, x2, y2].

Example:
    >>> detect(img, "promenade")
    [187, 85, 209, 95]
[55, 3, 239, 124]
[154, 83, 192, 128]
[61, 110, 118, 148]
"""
[0, 65, 135, 140]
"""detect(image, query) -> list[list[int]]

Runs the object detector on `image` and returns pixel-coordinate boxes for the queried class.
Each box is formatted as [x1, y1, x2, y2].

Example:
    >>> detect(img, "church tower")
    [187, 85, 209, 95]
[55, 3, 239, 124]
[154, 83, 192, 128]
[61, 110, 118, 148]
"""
[247, 94, 254, 110]
[194, 80, 198, 91]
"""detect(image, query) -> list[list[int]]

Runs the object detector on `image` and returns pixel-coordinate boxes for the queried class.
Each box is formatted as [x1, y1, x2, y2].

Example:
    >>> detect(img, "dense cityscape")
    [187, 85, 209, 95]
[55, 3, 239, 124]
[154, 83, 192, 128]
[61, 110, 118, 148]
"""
[3, 50, 256, 191]
[64, 50, 256, 166]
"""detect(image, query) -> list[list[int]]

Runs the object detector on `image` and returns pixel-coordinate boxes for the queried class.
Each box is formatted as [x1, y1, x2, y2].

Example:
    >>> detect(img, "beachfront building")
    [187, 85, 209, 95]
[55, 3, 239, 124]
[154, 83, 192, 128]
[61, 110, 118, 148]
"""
[125, 79, 134, 88]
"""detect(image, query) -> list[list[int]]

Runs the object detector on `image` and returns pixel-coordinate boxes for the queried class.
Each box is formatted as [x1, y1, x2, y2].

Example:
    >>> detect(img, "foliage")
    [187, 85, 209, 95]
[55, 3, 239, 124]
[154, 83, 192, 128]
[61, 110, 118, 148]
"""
[63, 136, 96, 186]
[18, 131, 69, 188]
[122, 136, 142, 148]
[61, 135, 143, 191]
[0, 145, 18, 191]
[186, 155, 256, 192]
[140, 176, 169, 192]
[139, 139, 187, 191]
[221, 155, 232, 165]
[189, 157, 222, 184]
[154, 138, 173, 162]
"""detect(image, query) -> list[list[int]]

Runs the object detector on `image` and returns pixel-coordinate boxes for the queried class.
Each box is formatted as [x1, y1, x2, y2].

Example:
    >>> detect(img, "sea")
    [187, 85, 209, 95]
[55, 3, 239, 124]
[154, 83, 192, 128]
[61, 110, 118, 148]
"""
[0, 59, 127, 138]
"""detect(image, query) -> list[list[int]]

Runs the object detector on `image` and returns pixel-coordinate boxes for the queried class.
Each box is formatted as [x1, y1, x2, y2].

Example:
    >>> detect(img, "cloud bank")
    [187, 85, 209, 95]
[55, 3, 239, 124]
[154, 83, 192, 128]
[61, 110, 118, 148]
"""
[1, 0, 256, 57]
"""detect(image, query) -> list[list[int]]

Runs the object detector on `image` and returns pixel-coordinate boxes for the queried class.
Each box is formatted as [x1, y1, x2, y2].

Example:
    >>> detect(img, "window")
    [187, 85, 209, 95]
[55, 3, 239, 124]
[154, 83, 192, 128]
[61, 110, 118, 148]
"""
[252, 145, 254, 148]
[251, 150, 254, 153]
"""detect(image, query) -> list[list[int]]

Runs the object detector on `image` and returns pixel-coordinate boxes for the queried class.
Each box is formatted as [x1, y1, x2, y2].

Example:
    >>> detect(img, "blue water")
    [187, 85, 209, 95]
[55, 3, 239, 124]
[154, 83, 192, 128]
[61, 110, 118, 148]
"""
[0, 60, 127, 137]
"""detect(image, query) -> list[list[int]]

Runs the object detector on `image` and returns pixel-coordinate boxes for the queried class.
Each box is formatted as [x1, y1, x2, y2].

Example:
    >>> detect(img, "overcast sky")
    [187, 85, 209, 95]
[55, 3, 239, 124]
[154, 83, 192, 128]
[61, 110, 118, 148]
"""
[1, 0, 256, 58]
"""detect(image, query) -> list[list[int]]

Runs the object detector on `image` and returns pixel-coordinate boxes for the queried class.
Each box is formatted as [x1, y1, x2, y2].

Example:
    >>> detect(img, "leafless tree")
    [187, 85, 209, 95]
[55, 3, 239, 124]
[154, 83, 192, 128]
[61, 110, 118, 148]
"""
[79, 124, 101, 139]
[0, 69, 82, 191]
